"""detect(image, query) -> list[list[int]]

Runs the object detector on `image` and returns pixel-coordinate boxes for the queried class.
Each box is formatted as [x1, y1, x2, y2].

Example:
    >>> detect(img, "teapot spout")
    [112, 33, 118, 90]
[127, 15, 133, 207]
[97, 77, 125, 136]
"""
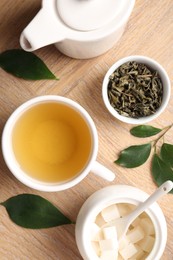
[20, 5, 65, 51]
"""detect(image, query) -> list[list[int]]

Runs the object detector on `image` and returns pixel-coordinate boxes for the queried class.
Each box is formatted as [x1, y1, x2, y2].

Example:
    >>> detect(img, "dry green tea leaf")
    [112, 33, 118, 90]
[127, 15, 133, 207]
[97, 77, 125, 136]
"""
[108, 61, 163, 118]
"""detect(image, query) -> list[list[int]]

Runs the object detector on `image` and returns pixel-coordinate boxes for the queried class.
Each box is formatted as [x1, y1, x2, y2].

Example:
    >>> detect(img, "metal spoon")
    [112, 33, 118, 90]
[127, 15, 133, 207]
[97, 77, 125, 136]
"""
[104, 180, 173, 240]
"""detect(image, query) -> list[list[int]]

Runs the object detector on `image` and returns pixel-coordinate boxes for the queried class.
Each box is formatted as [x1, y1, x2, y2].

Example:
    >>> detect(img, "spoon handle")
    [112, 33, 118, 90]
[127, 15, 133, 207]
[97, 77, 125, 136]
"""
[129, 180, 173, 221]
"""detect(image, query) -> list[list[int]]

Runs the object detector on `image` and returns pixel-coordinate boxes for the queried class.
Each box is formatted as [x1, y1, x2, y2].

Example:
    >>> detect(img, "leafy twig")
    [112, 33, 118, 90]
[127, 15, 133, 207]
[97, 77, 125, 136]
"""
[115, 124, 173, 193]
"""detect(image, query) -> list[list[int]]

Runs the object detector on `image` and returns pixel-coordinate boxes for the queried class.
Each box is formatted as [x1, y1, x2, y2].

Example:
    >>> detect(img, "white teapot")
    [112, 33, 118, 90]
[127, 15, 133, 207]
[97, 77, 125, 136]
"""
[20, 0, 135, 59]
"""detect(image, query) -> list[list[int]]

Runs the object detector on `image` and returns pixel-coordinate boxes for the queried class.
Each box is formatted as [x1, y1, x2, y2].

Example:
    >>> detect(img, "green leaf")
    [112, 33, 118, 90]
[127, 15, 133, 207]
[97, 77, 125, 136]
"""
[160, 143, 173, 168]
[151, 154, 173, 193]
[0, 194, 72, 229]
[0, 49, 58, 80]
[130, 125, 162, 138]
[115, 143, 151, 168]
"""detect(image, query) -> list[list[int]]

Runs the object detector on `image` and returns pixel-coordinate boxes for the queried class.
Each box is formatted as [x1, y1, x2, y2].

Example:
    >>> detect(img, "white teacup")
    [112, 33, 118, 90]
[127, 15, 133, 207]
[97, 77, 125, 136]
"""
[2, 95, 115, 192]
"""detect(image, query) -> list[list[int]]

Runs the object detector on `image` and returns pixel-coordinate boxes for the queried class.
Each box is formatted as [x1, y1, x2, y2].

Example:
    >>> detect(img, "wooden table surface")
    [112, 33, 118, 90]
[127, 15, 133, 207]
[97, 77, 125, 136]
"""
[0, 0, 173, 259]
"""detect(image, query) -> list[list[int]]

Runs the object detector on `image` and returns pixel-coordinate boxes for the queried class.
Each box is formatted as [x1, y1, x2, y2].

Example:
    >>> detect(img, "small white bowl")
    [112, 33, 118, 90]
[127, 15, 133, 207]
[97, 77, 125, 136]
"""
[75, 185, 167, 260]
[102, 55, 171, 124]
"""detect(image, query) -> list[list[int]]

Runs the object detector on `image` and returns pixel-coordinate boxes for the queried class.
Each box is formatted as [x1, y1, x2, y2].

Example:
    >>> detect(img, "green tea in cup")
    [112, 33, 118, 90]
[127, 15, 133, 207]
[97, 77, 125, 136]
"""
[12, 102, 92, 183]
[2, 95, 115, 191]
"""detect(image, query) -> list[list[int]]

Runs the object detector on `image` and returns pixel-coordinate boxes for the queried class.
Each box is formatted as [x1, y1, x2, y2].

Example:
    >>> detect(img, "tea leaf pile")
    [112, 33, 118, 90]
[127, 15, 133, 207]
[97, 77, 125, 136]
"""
[115, 125, 173, 193]
[108, 61, 163, 118]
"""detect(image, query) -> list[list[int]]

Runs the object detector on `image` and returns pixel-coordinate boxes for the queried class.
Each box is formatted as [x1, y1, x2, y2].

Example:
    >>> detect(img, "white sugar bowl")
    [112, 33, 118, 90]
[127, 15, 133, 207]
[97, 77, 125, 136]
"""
[75, 185, 167, 260]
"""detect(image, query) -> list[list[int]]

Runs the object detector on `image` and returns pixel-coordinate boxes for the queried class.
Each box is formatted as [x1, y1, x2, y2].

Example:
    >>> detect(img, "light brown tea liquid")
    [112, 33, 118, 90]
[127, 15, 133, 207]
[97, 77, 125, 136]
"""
[12, 103, 92, 182]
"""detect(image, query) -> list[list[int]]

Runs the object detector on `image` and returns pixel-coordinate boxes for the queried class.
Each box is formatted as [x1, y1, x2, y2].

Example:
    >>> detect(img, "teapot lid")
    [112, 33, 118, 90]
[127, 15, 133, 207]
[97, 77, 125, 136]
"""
[57, 0, 124, 31]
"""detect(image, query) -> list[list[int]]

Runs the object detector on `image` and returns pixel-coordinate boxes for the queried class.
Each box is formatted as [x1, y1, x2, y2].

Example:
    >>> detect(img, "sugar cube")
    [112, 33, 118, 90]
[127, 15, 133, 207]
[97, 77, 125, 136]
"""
[129, 245, 145, 260]
[102, 226, 118, 240]
[118, 203, 131, 217]
[138, 235, 155, 253]
[99, 239, 118, 251]
[131, 217, 140, 228]
[90, 223, 100, 241]
[119, 243, 138, 259]
[127, 226, 145, 244]
[140, 217, 155, 235]
[95, 213, 106, 227]
[91, 223, 104, 241]
[100, 250, 118, 260]
[91, 241, 101, 256]
[117, 254, 124, 260]
[101, 204, 120, 222]
[118, 236, 130, 250]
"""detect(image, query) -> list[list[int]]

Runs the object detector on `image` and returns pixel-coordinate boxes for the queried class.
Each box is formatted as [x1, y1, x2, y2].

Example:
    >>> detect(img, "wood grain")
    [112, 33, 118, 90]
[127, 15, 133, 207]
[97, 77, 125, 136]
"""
[0, 0, 173, 259]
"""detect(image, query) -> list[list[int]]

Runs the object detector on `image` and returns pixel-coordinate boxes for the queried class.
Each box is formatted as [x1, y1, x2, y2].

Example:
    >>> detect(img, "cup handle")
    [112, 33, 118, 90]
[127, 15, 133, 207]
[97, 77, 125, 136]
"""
[91, 161, 115, 181]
